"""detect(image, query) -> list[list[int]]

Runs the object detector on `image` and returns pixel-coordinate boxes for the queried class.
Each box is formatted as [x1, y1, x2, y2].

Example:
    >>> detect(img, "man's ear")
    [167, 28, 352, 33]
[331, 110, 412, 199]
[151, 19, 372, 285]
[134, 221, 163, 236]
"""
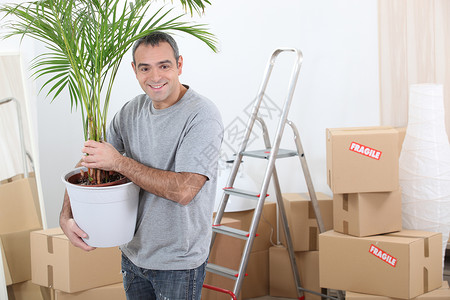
[131, 61, 137, 74]
[177, 55, 183, 76]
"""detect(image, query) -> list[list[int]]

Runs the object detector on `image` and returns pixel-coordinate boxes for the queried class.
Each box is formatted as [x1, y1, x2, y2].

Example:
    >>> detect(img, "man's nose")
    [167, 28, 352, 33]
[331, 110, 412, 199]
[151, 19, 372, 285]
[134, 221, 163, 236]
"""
[149, 68, 161, 82]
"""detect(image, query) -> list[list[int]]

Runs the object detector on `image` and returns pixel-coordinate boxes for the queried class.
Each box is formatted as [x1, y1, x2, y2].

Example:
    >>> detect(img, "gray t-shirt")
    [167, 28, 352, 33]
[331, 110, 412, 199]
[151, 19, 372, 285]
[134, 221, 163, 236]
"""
[107, 87, 223, 270]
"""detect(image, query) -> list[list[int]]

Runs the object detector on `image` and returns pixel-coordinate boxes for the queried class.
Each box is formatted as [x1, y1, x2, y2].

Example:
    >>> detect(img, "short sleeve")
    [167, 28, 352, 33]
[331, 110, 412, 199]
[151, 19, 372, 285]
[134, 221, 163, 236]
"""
[106, 111, 125, 154]
[174, 116, 223, 180]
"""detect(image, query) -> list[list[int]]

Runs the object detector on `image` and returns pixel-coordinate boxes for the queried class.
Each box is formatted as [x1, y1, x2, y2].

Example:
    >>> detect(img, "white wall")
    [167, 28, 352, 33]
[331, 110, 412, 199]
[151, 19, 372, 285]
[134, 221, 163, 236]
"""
[0, 2, 38, 139]
[22, 0, 379, 227]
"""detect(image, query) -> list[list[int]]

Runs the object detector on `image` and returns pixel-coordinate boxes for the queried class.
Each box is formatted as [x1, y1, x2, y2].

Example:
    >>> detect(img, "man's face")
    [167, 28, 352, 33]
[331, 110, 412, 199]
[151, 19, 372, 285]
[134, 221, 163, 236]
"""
[132, 42, 183, 109]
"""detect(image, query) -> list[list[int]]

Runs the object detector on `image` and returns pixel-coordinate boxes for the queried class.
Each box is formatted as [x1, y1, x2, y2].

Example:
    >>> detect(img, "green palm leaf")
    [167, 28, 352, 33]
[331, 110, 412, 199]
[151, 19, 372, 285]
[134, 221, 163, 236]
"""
[0, 0, 217, 142]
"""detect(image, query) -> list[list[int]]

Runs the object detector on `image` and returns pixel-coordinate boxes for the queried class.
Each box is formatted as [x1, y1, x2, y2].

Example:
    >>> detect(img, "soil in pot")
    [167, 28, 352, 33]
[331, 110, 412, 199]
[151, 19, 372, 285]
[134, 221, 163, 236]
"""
[67, 169, 129, 187]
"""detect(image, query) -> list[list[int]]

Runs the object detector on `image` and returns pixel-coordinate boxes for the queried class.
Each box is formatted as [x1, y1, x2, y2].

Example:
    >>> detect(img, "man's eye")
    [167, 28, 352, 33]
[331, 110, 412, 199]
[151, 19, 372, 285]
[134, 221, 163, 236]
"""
[161, 65, 169, 70]
[140, 67, 149, 72]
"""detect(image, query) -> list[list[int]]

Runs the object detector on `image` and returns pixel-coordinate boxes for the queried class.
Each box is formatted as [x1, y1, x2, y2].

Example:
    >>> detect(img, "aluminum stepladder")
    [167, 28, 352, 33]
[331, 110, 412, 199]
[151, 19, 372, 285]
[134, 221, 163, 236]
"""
[204, 48, 344, 300]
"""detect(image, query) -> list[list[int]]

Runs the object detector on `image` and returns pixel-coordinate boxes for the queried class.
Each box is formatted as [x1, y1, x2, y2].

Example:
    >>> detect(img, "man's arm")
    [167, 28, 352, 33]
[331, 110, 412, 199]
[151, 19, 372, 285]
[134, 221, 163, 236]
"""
[81, 140, 207, 205]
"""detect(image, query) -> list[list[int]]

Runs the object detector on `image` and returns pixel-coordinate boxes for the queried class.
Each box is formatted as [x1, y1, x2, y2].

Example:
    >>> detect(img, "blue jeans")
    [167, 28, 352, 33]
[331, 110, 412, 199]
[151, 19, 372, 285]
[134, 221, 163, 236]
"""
[121, 254, 207, 300]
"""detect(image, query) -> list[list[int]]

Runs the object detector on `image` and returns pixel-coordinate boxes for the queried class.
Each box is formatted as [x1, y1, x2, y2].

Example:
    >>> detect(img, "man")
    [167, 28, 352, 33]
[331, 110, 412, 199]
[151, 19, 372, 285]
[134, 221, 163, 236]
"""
[60, 32, 223, 300]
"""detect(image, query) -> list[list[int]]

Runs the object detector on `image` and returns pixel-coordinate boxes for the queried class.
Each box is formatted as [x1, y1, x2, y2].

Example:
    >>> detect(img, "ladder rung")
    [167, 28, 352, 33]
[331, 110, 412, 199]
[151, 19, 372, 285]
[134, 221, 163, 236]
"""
[223, 187, 269, 199]
[206, 263, 241, 280]
[212, 225, 250, 240]
[241, 148, 298, 159]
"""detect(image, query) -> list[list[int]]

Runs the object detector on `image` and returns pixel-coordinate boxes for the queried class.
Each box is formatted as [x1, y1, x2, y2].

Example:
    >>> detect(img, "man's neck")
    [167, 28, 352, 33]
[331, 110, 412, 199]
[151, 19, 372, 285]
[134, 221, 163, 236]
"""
[153, 84, 187, 110]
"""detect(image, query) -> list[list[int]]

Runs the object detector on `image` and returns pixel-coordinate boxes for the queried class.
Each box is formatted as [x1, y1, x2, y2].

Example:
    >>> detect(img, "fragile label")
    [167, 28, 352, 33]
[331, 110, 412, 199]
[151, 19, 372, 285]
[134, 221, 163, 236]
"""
[349, 142, 382, 160]
[369, 244, 397, 267]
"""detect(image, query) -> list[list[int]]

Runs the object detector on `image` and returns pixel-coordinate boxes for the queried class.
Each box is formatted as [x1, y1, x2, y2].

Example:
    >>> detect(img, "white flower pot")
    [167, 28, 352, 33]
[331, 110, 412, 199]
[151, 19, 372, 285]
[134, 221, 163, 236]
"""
[62, 167, 140, 247]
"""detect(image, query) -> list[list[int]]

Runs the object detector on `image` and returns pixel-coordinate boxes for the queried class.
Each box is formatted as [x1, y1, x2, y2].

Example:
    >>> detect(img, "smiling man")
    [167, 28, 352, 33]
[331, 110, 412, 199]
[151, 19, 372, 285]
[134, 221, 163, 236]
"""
[59, 32, 224, 300]
[132, 39, 187, 109]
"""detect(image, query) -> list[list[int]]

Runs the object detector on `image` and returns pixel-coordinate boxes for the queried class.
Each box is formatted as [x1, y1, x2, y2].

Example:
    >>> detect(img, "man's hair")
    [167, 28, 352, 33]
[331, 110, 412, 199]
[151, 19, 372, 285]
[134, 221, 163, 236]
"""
[132, 31, 180, 65]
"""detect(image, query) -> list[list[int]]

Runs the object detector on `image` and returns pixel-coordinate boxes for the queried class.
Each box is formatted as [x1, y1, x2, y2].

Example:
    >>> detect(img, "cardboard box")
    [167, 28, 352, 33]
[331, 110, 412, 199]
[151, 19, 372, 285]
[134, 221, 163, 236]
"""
[0, 174, 42, 232]
[346, 281, 450, 299]
[319, 230, 442, 299]
[30, 228, 122, 293]
[241, 250, 269, 299]
[333, 189, 402, 237]
[7, 280, 46, 300]
[269, 246, 320, 300]
[54, 283, 126, 300]
[0, 174, 42, 285]
[1, 238, 12, 285]
[280, 193, 333, 251]
[1, 229, 41, 285]
[214, 201, 277, 253]
[326, 126, 399, 193]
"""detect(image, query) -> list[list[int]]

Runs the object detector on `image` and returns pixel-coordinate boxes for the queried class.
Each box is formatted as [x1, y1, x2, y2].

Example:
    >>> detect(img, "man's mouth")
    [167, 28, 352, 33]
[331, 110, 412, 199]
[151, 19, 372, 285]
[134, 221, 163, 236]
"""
[149, 83, 166, 89]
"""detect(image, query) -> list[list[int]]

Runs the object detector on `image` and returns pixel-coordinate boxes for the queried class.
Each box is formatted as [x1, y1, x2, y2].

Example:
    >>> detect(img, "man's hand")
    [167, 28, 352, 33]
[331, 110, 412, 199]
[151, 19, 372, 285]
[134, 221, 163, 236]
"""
[60, 189, 96, 251]
[60, 216, 96, 251]
[81, 140, 123, 171]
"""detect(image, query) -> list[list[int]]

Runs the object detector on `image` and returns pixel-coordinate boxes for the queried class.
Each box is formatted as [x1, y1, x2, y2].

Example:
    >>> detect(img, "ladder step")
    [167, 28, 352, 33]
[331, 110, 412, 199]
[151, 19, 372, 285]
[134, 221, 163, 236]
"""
[206, 263, 240, 280]
[212, 225, 250, 240]
[223, 187, 269, 200]
[241, 148, 298, 159]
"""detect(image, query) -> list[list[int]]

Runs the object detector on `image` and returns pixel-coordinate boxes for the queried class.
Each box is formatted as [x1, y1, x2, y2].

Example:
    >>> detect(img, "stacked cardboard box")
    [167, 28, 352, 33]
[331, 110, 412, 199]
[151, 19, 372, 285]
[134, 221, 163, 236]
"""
[326, 126, 402, 237]
[320, 230, 442, 298]
[345, 281, 450, 299]
[6, 280, 46, 300]
[326, 127, 399, 194]
[279, 193, 333, 251]
[53, 283, 125, 300]
[269, 246, 320, 300]
[269, 192, 333, 299]
[30, 227, 125, 299]
[202, 201, 277, 300]
[320, 126, 448, 299]
[0, 173, 44, 299]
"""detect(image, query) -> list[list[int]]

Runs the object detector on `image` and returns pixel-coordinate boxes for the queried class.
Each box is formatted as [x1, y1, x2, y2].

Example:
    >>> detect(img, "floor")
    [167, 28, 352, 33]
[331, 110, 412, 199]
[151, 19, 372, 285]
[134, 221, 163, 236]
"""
[248, 251, 450, 300]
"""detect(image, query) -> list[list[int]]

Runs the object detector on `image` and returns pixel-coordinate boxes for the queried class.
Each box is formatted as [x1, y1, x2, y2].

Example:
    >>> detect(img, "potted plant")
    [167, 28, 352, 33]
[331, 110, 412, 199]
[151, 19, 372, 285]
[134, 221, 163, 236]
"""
[1, 0, 216, 184]
[0, 0, 217, 246]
